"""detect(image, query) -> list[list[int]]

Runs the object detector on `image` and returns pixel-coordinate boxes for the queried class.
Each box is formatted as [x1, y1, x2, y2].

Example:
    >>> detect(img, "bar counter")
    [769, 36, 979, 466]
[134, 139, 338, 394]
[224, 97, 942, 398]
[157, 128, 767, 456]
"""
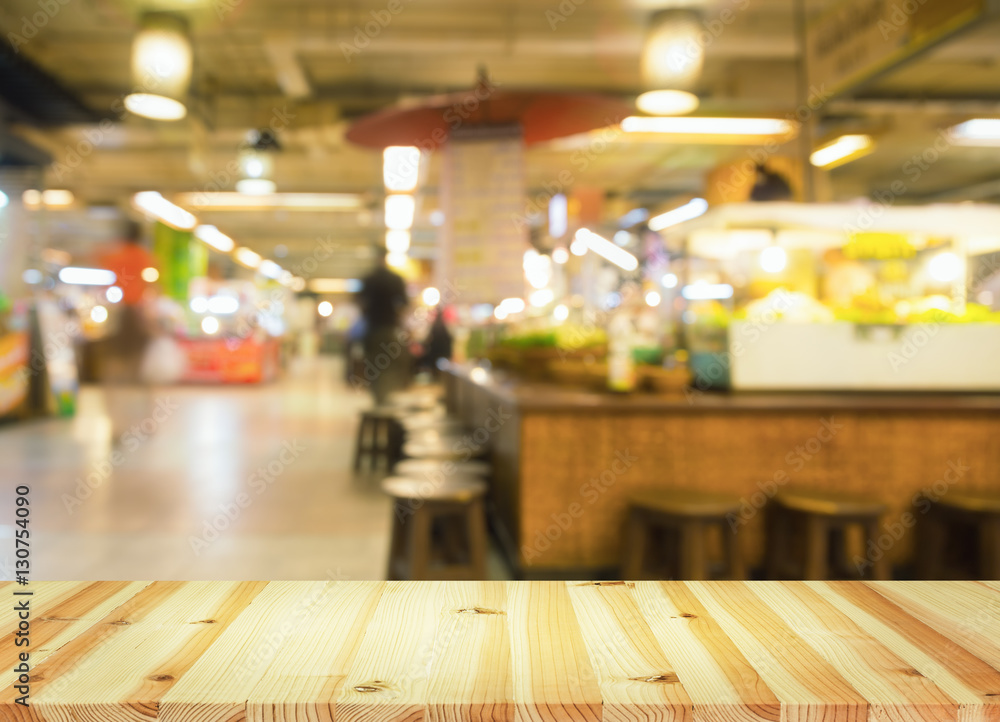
[445, 365, 1000, 577]
[3, 581, 999, 721]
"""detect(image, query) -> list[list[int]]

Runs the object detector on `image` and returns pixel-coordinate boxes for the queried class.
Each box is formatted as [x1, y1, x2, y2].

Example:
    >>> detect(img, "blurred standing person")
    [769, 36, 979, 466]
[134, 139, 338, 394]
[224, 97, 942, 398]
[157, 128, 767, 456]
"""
[355, 246, 409, 405]
[420, 308, 453, 377]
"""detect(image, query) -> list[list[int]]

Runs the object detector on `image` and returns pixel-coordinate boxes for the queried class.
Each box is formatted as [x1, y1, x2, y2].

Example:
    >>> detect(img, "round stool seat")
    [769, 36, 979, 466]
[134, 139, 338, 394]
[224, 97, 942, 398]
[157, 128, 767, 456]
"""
[399, 409, 449, 427]
[394, 458, 492, 478]
[775, 489, 886, 517]
[367, 406, 404, 420]
[936, 491, 1000, 515]
[407, 428, 466, 445]
[404, 439, 483, 461]
[381, 475, 487, 502]
[630, 490, 742, 517]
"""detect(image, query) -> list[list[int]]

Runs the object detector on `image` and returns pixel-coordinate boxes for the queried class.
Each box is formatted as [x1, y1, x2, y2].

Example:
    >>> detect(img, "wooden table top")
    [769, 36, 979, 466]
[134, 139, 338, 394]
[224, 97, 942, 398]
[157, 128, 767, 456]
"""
[4, 581, 1000, 721]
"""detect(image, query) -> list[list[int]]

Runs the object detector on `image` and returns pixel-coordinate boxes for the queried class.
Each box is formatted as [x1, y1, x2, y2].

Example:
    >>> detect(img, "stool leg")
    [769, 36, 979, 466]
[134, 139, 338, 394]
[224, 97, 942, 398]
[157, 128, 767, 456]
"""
[407, 505, 434, 580]
[370, 419, 383, 472]
[680, 520, 707, 581]
[387, 499, 408, 580]
[467, 498, 488, 579]
[622, 509, 647, 580]
[765, 505, 787, 580]
[980, 516, 1000, 580]
[804, 516, 828, 580]
[353, 417, 368, 472]
[724, 521, 746, 580]
[918, 508, 945, 580]
[864, 518, 890, 580]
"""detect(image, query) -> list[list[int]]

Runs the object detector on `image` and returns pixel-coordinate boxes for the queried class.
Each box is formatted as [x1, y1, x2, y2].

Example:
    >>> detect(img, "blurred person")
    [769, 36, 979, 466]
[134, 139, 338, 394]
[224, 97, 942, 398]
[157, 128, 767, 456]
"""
[99, 220, 158, 384]
[355, 246, 410, 405]
[419, 308, 453, 377]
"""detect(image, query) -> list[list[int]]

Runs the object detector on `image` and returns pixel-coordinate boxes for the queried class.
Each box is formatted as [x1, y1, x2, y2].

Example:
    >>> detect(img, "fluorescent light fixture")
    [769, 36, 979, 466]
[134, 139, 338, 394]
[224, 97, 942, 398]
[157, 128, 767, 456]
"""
[645, 290, 662, 307]
[760, 246, 787, 273]
[574, 229, 639, 271]
[124, 93, 187, 120]
[59, 267, 117, 286]
[309, 278, 362, 294]
[530, 289, 555, 307]
[194, 225, 236, 253]
[642, 9, 704, 88]
[383, 146, 421, 192]
[201, 316, 220, 334]
[175, 192, 362, 211]
[549, 193, 568, 238]
[949, 118, 1000, 145]
[385, 195, 416, 231]
[133, 191, 197, 230]
[90, 305, 108, 323]
[648, 198, 708, 231]
[552, 247, 569, 264]
[106, 286, 123, 303]
[619, 208, 649, 227]
[141, 267, 159, 282]
[422, 287, 441, 306]
[622, 116, 795, 136]
[259, 259, 282, 279]
[499, 297, 526, 314]
[553, 304, 569, 322]
[809, 134, 874, 169]
[236, 178, 277, 195]
[23, 189, 75, 208]
[235, 247, 262, 269]
[207, 295, 240, 314]
[570, 236, 588, 256]
[682, 282, 734, 300]
[928, 252, 963, 283]
[636, 89, 699, 116]
[190, 296, 209, 313]
[317, 301, 333, 317]
[386, 229, 411, 254]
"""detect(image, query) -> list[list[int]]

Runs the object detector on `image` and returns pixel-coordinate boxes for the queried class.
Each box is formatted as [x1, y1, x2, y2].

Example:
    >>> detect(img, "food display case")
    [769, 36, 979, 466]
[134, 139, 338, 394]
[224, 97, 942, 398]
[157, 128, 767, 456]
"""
[669, 202, 1000, 391]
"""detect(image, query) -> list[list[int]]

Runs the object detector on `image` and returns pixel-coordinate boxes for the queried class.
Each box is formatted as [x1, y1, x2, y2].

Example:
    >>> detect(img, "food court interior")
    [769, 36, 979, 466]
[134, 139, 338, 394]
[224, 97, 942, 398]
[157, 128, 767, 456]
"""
[1, 0, 1000, 582]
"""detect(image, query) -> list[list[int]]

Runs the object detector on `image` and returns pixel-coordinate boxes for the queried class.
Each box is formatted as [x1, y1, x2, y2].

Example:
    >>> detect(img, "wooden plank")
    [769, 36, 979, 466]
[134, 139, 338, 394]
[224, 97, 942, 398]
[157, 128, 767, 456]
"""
[423, 581, 512, 722]
[0, 581, 150, 689]
[506, 580, 602, 722]
[161, 581, 384, 722]
[566, 581, 693, 722]
[632, 581, 781, 722]
[334, 581, 451, 722]
[687, 581, 867, 722]
[750, 582, 960, 722]
[810, 581, 1000, 722]
[868, 582, 1000, 672]
[0, 581, 266, 722]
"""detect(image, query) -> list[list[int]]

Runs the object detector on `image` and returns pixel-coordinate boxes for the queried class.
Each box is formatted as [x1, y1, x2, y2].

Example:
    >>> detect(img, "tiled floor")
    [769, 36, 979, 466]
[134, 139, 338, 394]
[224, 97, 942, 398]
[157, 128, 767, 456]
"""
[0, 356, 509, 581]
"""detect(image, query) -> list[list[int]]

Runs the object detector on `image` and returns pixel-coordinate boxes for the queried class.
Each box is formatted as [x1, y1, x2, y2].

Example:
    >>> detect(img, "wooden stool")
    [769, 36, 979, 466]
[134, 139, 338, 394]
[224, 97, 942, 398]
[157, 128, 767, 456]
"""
[382, 476, 489, 580]
[352, 408, 404, 472]
[622, 490, 746, 580]
[766, 489, 889, 580]
[394, 458, 492, 480]
[918, 491, 1000, 579]
[402, 437, 489, 462]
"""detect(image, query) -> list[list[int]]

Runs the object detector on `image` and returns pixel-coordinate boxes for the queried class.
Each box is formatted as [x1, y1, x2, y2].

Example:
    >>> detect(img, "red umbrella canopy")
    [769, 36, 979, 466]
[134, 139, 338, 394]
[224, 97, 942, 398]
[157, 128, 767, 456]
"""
[345, 87, 633, 151]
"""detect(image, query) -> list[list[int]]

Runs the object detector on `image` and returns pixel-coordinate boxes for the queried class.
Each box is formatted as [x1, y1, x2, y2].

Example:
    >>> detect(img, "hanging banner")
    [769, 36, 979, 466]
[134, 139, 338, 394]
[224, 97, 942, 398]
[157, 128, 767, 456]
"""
[806, 0, 987, 102]
[438, 125, 527, 305]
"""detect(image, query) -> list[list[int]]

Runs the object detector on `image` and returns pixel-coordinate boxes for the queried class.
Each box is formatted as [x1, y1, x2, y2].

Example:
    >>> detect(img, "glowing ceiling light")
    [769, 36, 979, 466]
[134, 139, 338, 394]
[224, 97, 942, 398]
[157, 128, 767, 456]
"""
[662, 273, 678, 288]
[133, 191, 197, 230]
[636, 89, 699, 116]
[106, 286, 123, 303]
[309, 278, 361, 293]
[190, 296, 209, 313]
[552, 247, 569, 264]
[90, 305, 108, 323]
[201, 316, 220, 334]
[553, 304, 569, 321]
[141, 267, 159, 282]
[642, 9, 704, 88]
[207, 296, 240, 314]
[810, 134, 875, 169]
[500, 297, 526, 314]
[383, 146, 421, 192]
[386, 251, 408, 268]
[574, 229, 639, 271]
[259, 259, 282, 279]
[194, 225, 235, 253]
[570, 236, 588, 256]
[949, 119, 1000, 145]
[928, 252, 963, 283]
[648, 198, 708, 231]
[177, 193, 362, 210]
[622, 116, 795, 136]
[235, 178, 277, 195]
[549, 193, 568, 238]
[760, 246, 788, 273]
[422, 287, 441, 306]
[645, 290, 662, 307]
[235, 247, 262, 269]
[530, 289, 555, 307]
[385, 195, 416, 230]
[318, 301, 334, 317]
[682, 282, 734, 300]
[58, 267, 117, 286]
[386, 229, 411, 254]
[125, 13, 192, 121]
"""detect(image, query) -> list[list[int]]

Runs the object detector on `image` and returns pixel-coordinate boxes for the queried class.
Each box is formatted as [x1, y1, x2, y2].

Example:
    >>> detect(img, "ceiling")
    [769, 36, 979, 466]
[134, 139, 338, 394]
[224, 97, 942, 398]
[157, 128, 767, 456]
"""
[1, 0, 999, 279]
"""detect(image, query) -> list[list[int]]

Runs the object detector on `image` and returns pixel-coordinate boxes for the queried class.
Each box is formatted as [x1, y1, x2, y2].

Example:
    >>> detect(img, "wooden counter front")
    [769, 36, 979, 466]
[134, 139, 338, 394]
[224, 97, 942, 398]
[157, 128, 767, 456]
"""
[3, 581, 999, 721]
[445, 366, 1000, 577]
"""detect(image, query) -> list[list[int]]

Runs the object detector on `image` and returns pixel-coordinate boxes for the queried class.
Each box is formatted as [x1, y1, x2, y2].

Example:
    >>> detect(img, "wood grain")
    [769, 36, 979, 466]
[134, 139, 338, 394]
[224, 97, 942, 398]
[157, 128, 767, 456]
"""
[4, 582, 1000, 722]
